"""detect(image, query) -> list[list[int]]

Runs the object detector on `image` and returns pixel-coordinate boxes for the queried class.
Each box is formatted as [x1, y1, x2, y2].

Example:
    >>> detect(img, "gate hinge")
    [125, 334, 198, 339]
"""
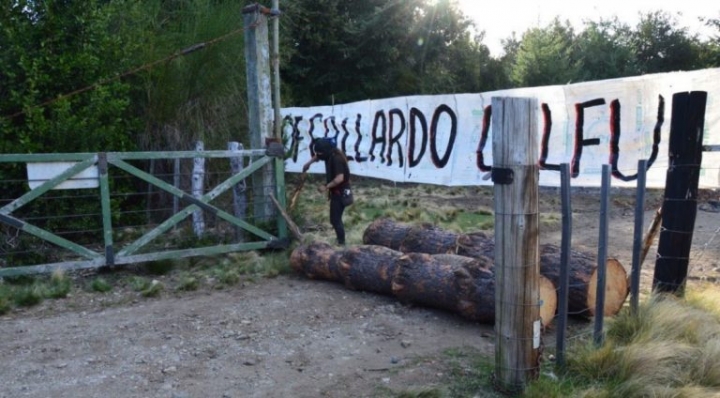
[266, 141, 285, 158]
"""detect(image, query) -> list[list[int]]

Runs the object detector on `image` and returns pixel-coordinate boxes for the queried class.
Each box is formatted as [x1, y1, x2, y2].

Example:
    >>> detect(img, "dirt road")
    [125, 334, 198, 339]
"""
[1, 187, 719, 398]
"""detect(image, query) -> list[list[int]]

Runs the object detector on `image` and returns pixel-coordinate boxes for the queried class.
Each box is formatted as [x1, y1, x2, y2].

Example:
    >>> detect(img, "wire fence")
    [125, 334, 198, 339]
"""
[0, 144, 283, 275]
[549, 159, 720, 364]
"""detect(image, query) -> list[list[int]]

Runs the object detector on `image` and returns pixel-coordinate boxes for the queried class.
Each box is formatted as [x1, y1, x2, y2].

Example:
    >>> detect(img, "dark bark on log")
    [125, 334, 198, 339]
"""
[391, 253, 494, 316]
[339, 245, 402, 294]
[289, 242, 558, 326]
[289, 241, 344, 282]
[362, 220, 496, 260]
[362, 218, 415, 249]
[363, 218, 628, 317]
[539, 244, 626, 316]
[290, 242, 403, 294]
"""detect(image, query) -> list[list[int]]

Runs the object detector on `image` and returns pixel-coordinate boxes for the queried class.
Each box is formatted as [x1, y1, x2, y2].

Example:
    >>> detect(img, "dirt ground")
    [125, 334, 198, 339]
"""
[1, 186, 720, 398]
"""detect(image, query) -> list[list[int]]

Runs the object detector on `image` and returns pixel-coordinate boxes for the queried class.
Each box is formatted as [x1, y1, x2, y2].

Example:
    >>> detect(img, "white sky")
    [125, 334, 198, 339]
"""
[455, 0, 719, 56]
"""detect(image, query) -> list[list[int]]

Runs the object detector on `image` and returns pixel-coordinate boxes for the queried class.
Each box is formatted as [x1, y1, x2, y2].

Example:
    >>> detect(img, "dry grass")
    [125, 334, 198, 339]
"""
[561, 289, 720, 397]
[289, 180, 493, 248]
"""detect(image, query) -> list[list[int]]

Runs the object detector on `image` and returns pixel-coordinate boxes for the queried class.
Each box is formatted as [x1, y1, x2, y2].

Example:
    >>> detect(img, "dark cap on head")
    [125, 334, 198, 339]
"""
[313, 138, 334, 157]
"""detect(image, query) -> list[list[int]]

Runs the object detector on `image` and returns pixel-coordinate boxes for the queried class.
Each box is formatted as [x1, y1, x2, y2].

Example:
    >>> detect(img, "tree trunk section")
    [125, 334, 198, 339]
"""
[539, 244, 626, 317]
[289, 242, 557, 326]
[339, 245, 402, 294]
[363, 218, 628, 317]
[362, 217, 416, 249]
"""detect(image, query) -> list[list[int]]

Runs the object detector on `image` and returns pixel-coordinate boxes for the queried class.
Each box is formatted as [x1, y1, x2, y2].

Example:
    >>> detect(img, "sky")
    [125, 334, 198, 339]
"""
[455, 0, 719, 56]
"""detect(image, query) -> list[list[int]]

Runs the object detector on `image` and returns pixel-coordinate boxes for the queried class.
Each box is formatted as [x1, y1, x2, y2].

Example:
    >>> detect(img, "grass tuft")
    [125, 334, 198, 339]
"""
[12, 284, 44, 307]
[140, 280, 164, 297]
[0, 284, 11, 315]
[46, 270, 72, 298]
[90, 278, 113, 293]
[176, 274, 200, 291]
[129, 276, 151, 292]
[562, 291, 720, 397]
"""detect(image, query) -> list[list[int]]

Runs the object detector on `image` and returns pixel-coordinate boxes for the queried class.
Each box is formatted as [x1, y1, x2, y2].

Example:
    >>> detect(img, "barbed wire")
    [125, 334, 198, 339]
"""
[2, 16, 266, 121]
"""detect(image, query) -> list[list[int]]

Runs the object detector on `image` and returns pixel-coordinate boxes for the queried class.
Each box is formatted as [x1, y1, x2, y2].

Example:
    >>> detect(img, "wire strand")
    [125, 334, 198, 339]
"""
[3, 19, 264, 121]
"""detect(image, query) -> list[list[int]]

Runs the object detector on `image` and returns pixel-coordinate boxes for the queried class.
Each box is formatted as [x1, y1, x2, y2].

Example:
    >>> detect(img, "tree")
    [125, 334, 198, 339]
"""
[404, 0, 495, 94]
[699, 13, 720, 68]
[133, 0, 249, 150]
[510, 18, 579, 87]
[279, 0, 494, 105]
[0, 0, 143, 154]
[575, 18, 637, 81]
[629, 11, 702, 74]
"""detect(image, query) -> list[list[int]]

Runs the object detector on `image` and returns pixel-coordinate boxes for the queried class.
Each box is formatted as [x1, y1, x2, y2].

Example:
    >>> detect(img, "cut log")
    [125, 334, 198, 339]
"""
[362, 217, 416, 249]
[363, 218, 628, 317]
[391, 253, 494, 316]
[539, 244, 626, 317]
[289, 241, 345, 282]
[392, 252, 556, 325]
[367, 218, 493, 258]
[289, 242, 558, 326]
[290, 242, 403, 295]
[339, 245, 402, 294]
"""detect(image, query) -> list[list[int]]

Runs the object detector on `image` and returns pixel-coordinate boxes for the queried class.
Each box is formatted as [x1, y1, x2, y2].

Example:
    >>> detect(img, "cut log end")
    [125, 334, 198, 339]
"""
[587, 258, 629, 316]
[539, 276, 557, 327]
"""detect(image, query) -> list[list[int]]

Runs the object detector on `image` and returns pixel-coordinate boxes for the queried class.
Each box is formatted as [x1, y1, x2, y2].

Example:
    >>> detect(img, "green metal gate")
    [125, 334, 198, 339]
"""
[0, 146, 287, 277]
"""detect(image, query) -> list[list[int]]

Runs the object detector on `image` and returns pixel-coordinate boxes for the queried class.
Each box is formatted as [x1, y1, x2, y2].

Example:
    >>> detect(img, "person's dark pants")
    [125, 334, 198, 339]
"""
[329, 195, 346, 245]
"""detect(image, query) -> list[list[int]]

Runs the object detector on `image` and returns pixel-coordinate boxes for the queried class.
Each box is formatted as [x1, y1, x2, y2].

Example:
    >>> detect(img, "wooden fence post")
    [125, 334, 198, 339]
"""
[271, 0, 282, 141]
[229, 141, 247, 242]
[653, 91, 707, 294]
[491, 97, 541, 394]
[243, 4, 276, 223]
[192, 140, 205, 237]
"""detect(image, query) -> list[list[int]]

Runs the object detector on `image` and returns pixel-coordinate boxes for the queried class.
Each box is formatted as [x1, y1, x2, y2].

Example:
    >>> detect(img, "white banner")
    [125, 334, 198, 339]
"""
[282, 68, 720, 188]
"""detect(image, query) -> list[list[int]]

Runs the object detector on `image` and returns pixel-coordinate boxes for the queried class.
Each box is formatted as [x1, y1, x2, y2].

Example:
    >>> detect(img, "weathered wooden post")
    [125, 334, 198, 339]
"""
[271, 0, 282, 141]
[270, 0, 287, 241]
[491, 97, 541, 394]
[243, 4, 276, 223]
[653, 91, 707, 294]
[229, 142, 247, 242]
[192, 140, 205, 237]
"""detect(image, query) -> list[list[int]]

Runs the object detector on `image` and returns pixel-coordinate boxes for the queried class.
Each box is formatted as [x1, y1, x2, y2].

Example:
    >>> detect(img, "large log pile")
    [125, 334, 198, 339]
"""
[290, 242, 558, 326]
[363, 218, 629, 317]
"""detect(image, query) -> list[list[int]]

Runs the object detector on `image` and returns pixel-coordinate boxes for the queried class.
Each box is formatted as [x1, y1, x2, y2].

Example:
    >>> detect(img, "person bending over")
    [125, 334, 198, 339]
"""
[302, 138, 351, 245]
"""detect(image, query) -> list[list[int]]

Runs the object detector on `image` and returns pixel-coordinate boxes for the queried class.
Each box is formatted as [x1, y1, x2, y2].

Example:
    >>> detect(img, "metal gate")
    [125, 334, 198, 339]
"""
[0, 146, 287, 277]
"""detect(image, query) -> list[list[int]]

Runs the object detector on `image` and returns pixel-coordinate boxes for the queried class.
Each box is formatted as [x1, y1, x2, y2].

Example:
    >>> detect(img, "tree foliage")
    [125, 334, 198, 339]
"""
[0, 0, 143, 153]
[280, 0, 497, 106]
[510, 18, 579, 87]
[575, 18, 637, 81]
[135, 0, 249, 150]
[629, 11, 702, 74]
[1, 0, 719, 155]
